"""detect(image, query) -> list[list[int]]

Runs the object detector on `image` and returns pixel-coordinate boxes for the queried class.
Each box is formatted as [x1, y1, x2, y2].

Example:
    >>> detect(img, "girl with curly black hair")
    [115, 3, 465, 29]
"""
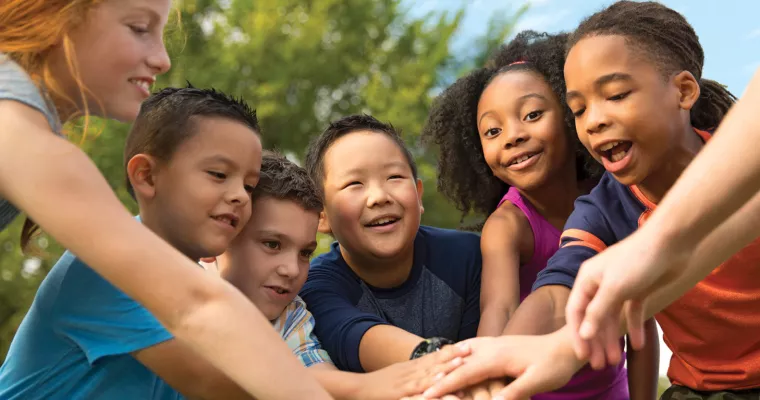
[422, 30, 657, 399]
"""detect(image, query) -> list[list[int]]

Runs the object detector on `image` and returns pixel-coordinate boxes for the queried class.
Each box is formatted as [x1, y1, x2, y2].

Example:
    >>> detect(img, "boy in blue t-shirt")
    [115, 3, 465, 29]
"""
[299, 114, 482, 373]
[0, 87, 265, 399]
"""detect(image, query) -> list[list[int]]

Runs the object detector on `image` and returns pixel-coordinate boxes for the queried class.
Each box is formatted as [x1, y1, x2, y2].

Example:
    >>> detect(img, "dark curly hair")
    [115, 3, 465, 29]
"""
[569, 1, 736, 131]
[304, 114, 418, 195]
[253, 151, 323, 213]
[422, 30, 600, 218]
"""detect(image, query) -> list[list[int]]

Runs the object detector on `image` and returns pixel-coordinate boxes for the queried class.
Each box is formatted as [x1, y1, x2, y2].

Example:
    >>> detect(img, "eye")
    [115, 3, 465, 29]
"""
[300, 249, 315, 259]
[244, 184, 255, 194]
[388, 175, 404, 180]
[128, 24, 149, 34]
[207, 171, 226, 179]
[608, 91, 631, 101]
[263, 241, 280, 250]
[524, 110, 544, 122]
[483, 127, 501, 138]
[343, 181, 362, 189]
[572, 107, 586, 118]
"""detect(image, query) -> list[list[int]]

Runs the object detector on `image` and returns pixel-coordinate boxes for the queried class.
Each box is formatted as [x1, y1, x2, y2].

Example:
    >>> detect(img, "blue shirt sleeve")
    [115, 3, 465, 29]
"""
[532, 195, 614, 291]
[457, 235, 482, 340]
[51, 252, 173, 364]
[0, 55, 61, 133]
[299, 261, 387, 372]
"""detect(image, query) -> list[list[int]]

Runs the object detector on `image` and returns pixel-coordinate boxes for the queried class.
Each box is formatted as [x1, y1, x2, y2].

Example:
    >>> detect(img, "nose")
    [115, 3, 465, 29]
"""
[147, 39, 172, 75]
[365, 182, 393, 208]
[501, 124, 530, 149]
[583, 102, 610, 135]
[276, 257, 300, 279]
[226, 180, 251, 206]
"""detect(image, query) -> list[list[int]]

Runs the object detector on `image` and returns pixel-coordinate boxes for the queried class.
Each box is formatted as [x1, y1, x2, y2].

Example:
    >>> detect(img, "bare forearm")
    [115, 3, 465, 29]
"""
[642, 68, 760, 252]
[626, 319, 659, 400]
[310, 367, 361, 400]
[478, 306, 515, 337]
[503, 286, 569, 335]
[359, 325, 423, 371]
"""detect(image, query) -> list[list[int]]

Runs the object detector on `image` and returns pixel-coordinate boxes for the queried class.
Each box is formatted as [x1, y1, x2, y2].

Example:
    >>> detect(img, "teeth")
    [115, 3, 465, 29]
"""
[600, 141, 623, 152]
[129, 79, 151, 92]
[213, 216, 233, 226]
[610, 151, 626, 162]
[510, 153, 534, 166]
[370, 217, 396, 226]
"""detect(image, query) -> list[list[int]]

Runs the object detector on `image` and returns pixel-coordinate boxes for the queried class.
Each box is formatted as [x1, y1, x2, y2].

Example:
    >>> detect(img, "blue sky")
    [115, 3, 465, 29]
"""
[405, 0, 758, 376]
[408, 0, 759, 96]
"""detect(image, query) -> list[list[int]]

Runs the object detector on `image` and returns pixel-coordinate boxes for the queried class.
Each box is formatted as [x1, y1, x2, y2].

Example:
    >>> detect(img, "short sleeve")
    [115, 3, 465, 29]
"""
[532, 195, 614, 291]
[299, 261, 387, 372]
[457, 234, 482, 340]
[0, 55, 62, 133]
[52, 252, 173, 364]
[278, 299, 333, 368]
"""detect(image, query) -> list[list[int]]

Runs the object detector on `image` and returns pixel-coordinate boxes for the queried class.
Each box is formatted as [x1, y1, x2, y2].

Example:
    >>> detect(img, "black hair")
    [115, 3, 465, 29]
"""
[253, 151, 323, 213]
[304, 114, 418, 195]
[569, 0, 736, 131]
[422, 30, 601, 218]
[123, 83, 260, 199]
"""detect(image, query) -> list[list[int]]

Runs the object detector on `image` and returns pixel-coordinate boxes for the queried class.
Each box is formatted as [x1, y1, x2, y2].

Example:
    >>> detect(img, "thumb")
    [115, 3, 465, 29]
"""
[580, 282, 624, 340]
[495, 366, 553, 400]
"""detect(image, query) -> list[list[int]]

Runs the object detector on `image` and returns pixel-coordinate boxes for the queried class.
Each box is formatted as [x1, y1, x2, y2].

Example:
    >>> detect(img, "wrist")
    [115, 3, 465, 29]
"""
[552, 326, 588, 369]
[410, 337, 454, 360]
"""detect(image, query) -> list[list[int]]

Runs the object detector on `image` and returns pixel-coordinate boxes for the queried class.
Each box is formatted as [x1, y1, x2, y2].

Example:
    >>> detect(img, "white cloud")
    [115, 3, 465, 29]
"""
[513, 9, 571, 33]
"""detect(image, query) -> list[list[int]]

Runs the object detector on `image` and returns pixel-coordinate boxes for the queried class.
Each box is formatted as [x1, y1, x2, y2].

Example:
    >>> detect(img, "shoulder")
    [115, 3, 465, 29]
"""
[0, 56, 60, 133]
[418, 225, 480, 250]
[481, 203, 531, 251]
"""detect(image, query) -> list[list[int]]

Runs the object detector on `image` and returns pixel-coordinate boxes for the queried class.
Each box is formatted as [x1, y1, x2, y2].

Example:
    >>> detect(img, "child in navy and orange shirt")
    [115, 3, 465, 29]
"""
[423, 30, 658, 399]
[522, 2, 759, 399]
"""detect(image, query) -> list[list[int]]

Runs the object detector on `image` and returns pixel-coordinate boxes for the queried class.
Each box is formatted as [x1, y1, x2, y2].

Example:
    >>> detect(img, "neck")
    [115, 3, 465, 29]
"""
[138, 209, 200, 262]
[339, 242, 415, 289]
[519, 158, 584, 231]
[638, 126, 703, 204]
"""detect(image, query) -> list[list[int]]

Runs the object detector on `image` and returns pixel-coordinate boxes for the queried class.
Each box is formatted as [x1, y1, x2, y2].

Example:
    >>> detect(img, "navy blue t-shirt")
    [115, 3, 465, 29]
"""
[300, 225, 482, 372]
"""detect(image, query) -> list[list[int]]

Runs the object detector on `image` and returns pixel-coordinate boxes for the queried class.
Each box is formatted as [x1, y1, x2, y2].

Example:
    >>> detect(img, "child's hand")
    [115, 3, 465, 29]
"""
[355, 343, 470, 400]
[422, 327, 584, 400]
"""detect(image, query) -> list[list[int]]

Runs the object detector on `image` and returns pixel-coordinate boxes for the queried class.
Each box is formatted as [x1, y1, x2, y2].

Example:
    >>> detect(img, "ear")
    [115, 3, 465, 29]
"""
[673, 70, 700, 111]
[317, 210, 332, 234]
[416, 178, 425, 214]
[126, 154, 159, 200]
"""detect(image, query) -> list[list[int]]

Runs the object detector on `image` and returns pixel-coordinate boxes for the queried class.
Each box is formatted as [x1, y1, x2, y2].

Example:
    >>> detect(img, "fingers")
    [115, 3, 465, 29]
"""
[493, 367, 548, 400]
[601, 316, 622, 367]
[587, 331, 607, 370]
[580, 282, 624, 342]
[422, 361, 494, 399]
[468, 382, 490, 400]
[624, 299, 646, 350]
[566, 279, 594, 361]
[488, 379, 507, 396]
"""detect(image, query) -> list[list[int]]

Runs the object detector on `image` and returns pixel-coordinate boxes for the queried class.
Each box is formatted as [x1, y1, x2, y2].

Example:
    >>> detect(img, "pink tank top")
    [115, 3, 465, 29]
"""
[499, 187, 629, 399]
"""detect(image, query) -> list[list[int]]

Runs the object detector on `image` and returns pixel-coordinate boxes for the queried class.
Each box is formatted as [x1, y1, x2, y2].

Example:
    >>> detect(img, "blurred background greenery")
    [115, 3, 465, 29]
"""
[0, 0, 671, 395]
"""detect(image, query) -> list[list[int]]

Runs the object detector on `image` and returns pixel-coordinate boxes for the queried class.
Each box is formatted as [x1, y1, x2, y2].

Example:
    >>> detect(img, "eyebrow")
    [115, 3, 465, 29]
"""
[566, 72, 634, 102]
[477, 93, 548, 126]
[257, 230, 317, 248]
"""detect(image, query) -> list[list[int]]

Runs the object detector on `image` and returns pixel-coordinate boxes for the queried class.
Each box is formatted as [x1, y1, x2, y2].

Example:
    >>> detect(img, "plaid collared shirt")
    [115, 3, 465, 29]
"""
[272, 296, 333, 367]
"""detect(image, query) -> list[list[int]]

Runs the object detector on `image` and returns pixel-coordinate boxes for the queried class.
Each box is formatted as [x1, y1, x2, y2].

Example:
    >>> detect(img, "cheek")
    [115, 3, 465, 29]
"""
[480, 141, 500, 168]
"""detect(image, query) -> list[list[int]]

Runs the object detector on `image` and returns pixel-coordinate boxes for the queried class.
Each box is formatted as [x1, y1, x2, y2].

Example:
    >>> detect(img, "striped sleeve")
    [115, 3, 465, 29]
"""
[532, 195, 612, 291]
[278, 298, 333, 368]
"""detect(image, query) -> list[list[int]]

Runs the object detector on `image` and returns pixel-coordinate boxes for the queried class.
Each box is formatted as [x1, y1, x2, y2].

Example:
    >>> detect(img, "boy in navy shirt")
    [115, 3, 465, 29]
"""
[300, 114, 482, 373]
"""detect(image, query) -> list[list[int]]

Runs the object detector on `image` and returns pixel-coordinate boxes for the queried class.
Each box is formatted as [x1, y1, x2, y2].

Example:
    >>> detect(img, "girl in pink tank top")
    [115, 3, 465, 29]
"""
[422, 31, 659, 399]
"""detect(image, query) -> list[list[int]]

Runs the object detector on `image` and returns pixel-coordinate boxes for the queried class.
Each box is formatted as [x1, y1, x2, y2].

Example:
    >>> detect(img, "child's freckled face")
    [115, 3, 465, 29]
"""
[218, 197, 319, 321]
[477, 70, 572, 192]
[564, 35, 686, 186]
[320, 131, 423, 262]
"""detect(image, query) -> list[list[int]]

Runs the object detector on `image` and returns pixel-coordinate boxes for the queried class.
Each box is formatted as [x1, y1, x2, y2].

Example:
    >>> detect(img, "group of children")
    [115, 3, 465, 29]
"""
[0, 0, 758, 399]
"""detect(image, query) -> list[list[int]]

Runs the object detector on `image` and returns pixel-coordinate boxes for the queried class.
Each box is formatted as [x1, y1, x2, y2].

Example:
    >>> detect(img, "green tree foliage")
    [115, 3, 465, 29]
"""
[0, 0, 521, 359]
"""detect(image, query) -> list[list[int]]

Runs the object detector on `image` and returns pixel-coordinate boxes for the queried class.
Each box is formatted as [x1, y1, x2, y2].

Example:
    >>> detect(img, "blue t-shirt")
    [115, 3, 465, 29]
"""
[0, 251, 180, 399]
[300, 225, 482, 372]
[0, 54, 62, 231]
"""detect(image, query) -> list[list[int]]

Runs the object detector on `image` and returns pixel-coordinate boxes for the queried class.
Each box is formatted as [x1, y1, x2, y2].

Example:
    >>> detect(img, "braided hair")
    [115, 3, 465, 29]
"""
[569, 1, 736, 131]
[422, 31, 601, 218]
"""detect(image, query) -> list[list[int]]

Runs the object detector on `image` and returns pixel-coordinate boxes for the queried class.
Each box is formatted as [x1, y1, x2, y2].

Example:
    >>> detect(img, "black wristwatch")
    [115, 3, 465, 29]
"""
[410, 337, 455, 360]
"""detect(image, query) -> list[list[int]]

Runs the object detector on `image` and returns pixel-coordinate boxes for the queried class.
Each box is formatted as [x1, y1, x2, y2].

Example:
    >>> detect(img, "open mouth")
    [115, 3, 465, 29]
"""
[128, 78, 152, 92]
[365, 216, 400, 228]
[508, 152, 539, 166]
[211, 214, 239, 228]
[599, 140, 632, 163]
[265, 286, 290, 295]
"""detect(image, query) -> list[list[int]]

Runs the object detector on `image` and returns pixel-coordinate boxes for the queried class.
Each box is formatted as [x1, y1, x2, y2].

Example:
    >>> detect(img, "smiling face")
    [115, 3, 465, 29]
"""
[49, 0, 172, 122]
[319, 130, 423, 265]
[137, 116, 262, 260]
[219, 197, 319, 321]
[564, 35, 696, 186]
[477, 70, 574, 192]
